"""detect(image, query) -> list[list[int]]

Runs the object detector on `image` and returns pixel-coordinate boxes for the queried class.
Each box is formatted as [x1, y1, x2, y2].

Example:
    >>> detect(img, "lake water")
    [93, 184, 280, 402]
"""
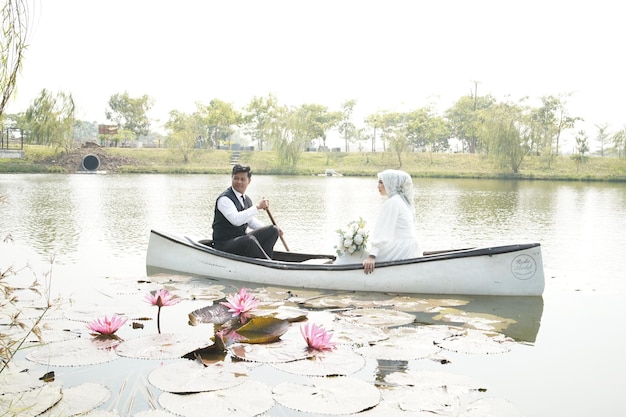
[1, 173, 626, 416]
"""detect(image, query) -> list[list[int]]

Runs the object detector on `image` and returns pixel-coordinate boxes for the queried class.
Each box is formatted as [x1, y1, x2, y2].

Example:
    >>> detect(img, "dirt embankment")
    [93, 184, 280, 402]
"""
[44, 142, 143, 173]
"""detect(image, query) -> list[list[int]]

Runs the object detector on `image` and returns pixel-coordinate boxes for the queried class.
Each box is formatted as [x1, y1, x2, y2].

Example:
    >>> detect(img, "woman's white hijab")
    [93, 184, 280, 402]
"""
[377, 169, 415, 210]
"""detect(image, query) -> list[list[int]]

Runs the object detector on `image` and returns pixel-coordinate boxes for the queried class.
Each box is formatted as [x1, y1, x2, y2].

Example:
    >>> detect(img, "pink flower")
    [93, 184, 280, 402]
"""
[144, 289, 181, 307]
[145, 289, 181, 334]
[300, 323, 336, 351]
[220, 287, 259, 323]
[87, 315, 127, 336]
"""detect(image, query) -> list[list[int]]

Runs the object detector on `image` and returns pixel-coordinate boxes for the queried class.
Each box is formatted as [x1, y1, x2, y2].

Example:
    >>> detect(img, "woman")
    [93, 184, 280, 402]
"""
[362, 169, 422, 274]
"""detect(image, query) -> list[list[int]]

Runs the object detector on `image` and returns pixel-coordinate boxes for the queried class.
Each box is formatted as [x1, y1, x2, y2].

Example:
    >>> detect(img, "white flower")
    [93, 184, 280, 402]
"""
[334, 217, 369, 256]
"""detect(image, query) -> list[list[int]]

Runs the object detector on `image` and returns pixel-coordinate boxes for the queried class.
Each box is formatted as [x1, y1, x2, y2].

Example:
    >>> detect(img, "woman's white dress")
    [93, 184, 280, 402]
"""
[334, 194, 422, 264]
[368, 194, 422, 261]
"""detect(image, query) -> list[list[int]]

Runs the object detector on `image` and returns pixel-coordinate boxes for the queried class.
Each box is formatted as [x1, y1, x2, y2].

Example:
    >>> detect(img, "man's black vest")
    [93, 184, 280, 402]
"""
[212, 187, 252, 243]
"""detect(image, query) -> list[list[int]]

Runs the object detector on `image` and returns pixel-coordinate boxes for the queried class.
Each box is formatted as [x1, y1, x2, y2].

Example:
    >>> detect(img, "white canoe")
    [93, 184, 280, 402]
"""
[146, 229, 545, 296]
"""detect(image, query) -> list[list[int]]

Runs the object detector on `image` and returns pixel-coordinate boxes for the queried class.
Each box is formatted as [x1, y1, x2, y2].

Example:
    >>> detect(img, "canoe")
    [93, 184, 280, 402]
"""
[145, 229, 545, 296]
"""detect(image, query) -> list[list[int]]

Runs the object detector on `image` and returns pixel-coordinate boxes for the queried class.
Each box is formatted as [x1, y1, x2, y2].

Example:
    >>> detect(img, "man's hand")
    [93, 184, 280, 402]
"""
[256, 198, 269, 210]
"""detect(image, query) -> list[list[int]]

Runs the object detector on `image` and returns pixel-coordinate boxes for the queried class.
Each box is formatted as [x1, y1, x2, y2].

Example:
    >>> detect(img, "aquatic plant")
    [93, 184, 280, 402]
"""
[300, 322, 336, 351]
[86, 314, 127, 336]
[145, 289, 180, 334]
[220, 287, 259, 324]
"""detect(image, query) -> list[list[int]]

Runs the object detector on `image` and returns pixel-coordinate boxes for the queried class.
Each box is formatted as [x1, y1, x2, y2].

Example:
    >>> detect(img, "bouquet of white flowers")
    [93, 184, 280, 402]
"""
[335, 217, 369, 256]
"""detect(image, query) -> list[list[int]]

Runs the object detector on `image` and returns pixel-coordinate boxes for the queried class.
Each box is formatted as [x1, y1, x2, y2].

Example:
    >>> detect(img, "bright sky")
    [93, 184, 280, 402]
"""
[8, 0, 625, 147]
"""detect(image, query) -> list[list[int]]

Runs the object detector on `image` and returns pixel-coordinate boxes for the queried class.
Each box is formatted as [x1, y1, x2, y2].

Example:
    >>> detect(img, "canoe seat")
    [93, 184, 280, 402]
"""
[300, 258, 333, 265]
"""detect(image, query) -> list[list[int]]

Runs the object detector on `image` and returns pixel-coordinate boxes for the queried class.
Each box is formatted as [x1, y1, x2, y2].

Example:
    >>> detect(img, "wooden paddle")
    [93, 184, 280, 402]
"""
[266, 207, 290, 251]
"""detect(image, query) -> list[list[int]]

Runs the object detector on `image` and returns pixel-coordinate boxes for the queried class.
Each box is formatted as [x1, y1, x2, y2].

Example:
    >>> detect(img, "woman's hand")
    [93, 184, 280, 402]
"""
[363, 255, 376, 274]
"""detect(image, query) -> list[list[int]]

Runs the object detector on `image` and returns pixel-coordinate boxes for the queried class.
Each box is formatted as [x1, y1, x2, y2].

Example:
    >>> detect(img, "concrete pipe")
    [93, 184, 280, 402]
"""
[82, 154, 100, 171]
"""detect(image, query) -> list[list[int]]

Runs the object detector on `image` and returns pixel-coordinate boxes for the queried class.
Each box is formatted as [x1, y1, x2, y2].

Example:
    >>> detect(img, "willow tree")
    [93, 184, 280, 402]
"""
[612, 128, 626, 158]
[25, 89, 76, 153]
[480, 100, 531, 174]
[268, 105, 309, 166]
[1, 0, 29, 118]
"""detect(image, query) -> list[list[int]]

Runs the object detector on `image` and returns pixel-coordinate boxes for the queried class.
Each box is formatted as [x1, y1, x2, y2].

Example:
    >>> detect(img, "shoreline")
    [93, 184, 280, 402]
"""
[1, 146, 625, 182]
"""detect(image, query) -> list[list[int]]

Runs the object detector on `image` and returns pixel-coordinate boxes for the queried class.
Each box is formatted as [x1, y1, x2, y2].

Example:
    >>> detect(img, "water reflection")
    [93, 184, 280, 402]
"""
[2, 173, 626, 285]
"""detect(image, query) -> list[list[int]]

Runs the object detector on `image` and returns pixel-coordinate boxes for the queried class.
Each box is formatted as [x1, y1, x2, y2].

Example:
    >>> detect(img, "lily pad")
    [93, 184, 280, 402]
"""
[233, 316, 290, 343]
[116, 334, 212, 360]
[188, 303, 232, 326]
[148, 360, 251, 393]
[229, 339, 312, 363]
[26, 338, 120, 366]
[389, 296, 470, 312]
[328, 321, 389, 346]
[277, 317, 388, 347]
[339, 308, 416, 328]
[273, 376, 380, 415]
[398, 385, 462, 414]
[356, 326, 443, 360]
[437, 328, 512, 354]
[39, 382, 110, 416]
[458, 397, 524, 417]
[272, 347, 366, 376]
[0, 384, 62, 417]
[159, 379, 274, 417]
[0, 367, 45, 394]
[385, 369, 487, 395]
[133, 411, 178, 417]
[253, 305, 309, 322]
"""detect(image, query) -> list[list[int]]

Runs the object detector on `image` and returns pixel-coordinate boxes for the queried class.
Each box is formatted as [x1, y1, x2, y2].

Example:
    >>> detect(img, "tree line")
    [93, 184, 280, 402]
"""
[5, 88, 626, 172]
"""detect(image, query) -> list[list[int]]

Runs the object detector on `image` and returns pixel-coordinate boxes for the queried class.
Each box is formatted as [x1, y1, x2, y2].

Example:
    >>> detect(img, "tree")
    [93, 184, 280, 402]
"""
[612, 127, 626, 158]
[337, 99, 357, 152]
[532, 94, 580, 159]
[445, 95, 495, 153]
[405, 107, 451, 155]
[480, 100, 530, 174]
[388, 129, 411, 168]
[198, 99, 241, 149]
[243, 93, 279, 151]
[594, 123, 610, 157]
[165, 110, 204, 163]
[1, 0, 29, 119]
[268, 105, 306, 166]
[298, 103, 340, 150]
[571, 129, 589, 170]
[376, 111, 404, 153]
[268, 103, 337, 166]
[105, 92, 153, 142]
[73, 120, 98, 143]
[364, 113, 384, 151]
[25, 89, 76, 153]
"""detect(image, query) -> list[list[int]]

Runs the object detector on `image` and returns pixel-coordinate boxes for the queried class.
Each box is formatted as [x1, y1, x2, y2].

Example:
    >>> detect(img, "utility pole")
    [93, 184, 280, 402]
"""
[372, 117, 377, 152]
[471, 80, 479, 110]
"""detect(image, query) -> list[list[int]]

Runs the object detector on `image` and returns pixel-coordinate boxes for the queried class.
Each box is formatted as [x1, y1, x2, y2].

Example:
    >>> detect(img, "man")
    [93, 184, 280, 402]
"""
[211, 164, 280, 259]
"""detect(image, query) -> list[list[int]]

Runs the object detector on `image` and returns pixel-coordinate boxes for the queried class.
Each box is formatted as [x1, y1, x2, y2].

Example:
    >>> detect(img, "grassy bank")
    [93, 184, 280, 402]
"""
[1, 145, 626, 181]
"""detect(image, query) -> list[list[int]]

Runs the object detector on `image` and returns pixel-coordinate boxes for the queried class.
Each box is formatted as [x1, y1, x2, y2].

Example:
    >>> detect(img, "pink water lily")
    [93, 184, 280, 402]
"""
[87, 314, 127, 336]
[145, 289, 181, 334]
[220, 287, 259, 323]
[300, 322, 336, 351]
[145, 289, 180, 308]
